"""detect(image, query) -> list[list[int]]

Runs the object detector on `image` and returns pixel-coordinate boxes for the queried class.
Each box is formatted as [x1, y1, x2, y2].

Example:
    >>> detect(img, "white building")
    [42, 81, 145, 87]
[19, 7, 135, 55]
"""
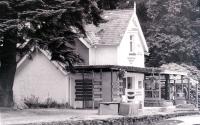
[13, 4, 149, 109]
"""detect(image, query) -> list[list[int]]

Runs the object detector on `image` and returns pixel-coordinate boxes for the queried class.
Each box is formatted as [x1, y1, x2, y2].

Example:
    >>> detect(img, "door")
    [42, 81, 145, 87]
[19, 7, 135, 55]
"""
[122, 74, 144, 109]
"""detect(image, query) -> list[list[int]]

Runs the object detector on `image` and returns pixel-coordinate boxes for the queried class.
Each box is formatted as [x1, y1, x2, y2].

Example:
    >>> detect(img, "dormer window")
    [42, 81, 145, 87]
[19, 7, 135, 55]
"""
[130, 35, 134, 52]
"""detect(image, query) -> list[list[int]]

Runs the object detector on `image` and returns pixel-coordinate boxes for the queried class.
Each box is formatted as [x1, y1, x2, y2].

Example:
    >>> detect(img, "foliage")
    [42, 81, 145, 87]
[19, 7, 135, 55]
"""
[0, 0, 104, 107]
[96, 0, 145, 10]
[97, 0, 200, 69]
[142, 0, 200, 68]
[0, 0, 104, 68]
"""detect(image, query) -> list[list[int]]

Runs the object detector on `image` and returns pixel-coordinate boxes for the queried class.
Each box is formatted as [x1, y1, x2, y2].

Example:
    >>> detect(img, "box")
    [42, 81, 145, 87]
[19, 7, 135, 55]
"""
[98, 102, 120, 115]
[119, 102, 140, 116]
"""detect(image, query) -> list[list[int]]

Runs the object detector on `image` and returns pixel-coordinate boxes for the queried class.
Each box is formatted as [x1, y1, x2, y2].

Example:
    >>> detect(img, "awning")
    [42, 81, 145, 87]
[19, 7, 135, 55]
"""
[66, 65, 186, 75]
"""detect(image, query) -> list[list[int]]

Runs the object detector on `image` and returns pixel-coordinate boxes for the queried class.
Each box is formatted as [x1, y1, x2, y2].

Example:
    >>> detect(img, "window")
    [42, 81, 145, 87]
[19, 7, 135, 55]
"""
[122, 76, 135, 94]
[144, 79, 160, 99]
[127, 77, 132, 89]
[122, 78, 127, 89]
[130, 35, 134, 52]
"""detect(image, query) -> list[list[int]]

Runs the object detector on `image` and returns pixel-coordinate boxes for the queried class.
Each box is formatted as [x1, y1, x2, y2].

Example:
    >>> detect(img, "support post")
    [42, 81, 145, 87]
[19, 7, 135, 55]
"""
[111, 69, 113, 102]
[165, 74, 170, 100]
[173, 79, 176, 103]
[100, 69, 102, 80]
[159, 74, 161, 100]
[82, 71, 85, 109]
[188, 79, 190, 103]
[100, 68, 103, 99]
[181, 75, 184, 93]
[196, 83, 198, 108]
[92, 70, 95, 109]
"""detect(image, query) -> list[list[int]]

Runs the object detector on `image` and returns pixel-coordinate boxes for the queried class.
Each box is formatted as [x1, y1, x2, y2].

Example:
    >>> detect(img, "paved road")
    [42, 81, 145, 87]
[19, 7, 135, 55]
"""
[154, 115, 200, 125]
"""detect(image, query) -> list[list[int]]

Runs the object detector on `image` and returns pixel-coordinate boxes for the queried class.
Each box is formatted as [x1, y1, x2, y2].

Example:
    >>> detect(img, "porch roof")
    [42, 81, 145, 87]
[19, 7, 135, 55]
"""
[68, 65, 186, 75]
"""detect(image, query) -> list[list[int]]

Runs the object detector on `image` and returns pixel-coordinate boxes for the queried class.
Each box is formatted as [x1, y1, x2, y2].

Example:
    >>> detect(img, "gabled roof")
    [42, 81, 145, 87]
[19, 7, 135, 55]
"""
[85, 9, 133, 46]
[84, 5, 149, 53]
[17, 47, 68, 75]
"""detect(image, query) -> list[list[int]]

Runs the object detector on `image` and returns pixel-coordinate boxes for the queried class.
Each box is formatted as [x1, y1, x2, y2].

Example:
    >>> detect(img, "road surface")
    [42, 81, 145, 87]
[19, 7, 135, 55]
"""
[154, 115, 200, 125]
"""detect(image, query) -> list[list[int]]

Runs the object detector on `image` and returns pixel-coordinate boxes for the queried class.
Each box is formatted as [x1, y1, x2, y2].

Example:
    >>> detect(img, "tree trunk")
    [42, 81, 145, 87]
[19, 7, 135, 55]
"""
[0, 40, 16, 107]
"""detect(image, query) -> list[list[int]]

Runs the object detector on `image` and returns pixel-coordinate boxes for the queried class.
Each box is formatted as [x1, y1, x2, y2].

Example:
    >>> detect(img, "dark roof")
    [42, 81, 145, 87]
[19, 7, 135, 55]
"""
[67, 65, 162, 74]
[85, 9, 134, 45]
[67, 65, 188, 76]
[161, 63, 200, 81]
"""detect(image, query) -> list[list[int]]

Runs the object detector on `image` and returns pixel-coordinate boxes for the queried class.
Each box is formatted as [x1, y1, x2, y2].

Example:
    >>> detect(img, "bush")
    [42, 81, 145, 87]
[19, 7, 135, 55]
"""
[24, 95, 70, 109]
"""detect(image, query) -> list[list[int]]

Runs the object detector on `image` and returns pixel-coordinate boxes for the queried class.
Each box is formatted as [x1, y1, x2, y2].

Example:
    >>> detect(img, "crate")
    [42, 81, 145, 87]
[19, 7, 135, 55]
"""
[98, 102, 120, 115]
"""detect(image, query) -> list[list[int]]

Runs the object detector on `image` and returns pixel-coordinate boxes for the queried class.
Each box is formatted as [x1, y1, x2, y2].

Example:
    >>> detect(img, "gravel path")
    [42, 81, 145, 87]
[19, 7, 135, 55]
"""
[0, 108, 198, 125]
[0, 109, 121, 125]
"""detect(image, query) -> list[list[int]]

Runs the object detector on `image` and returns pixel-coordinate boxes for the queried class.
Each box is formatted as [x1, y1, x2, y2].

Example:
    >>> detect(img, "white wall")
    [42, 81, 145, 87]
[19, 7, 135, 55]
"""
[13, 51, 69, 105]
[87, 15, 145, 67]
[89, 46, 118, 65]
[125, 72, 145, 108]
[117, 19, 145, 67]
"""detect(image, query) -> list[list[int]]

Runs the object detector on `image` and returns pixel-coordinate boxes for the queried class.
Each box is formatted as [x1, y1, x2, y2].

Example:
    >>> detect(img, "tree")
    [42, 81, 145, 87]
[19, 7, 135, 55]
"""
[141, 0, 200, 68]
[0, 0, 104, 107]
[96, 0, 146, 10]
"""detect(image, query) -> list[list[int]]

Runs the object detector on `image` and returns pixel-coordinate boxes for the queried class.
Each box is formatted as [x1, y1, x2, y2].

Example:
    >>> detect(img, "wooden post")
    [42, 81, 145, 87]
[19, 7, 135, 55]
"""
[165, 74, 170, 100]
[188, 79, 190, 103]
[174, 79, 176, 102]
[82, 71, 85, 109]
[181, 75, 184, 93]
[159, 74, 161, 100]
[196, 83, 198, 108]
[111, 69, 113, 102]
[100, 69, 103, 100]
[92, 70, 95, 109]
[100, 69, 103, 81]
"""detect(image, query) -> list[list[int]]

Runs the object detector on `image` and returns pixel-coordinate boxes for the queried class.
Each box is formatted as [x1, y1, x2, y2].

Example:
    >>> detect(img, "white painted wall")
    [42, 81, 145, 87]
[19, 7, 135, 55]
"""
[87, 13, 145, 67]
[125, 72, 145, 108]
[117, 18, 145, 67]
[89, 46, 118, 65]
[13, 51, 69, 105]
